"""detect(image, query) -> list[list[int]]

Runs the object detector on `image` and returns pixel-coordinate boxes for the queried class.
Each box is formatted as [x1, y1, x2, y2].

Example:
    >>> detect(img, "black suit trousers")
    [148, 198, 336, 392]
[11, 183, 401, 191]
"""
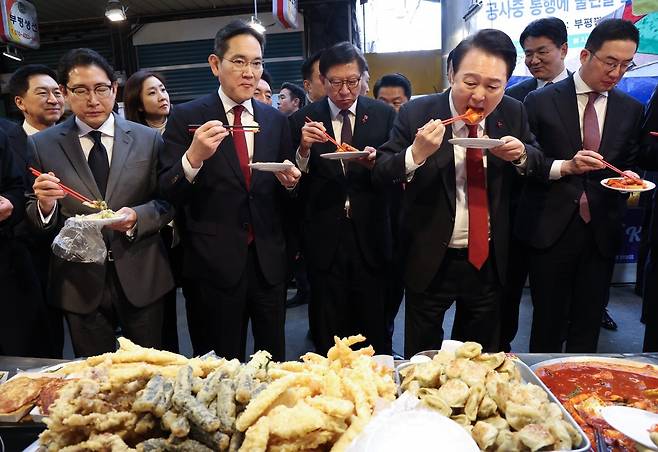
[65, 261, 164, 357]
[404, 247, 501, 358]
[183, 245, 286, 362]
[306, 218, 391, 356]
[643, 246, 658, 351]
[498, 234, 529, 352]
[528, 213, 614, 353]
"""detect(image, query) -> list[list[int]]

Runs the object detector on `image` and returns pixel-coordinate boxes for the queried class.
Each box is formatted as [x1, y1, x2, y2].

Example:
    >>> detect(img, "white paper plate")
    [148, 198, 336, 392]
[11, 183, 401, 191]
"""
[248, 162, 294, 172]
[448, 137, 505, 149]
[321, 151, 370, 160]
[601, 406, 658, 450]
[70, 213, 128, 226]
[600, 177, 656, 193]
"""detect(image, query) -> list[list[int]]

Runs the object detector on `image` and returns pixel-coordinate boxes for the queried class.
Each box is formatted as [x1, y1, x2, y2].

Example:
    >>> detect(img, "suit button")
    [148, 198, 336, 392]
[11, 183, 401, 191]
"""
[442, 241, 448, 246]
[574, 199, 579, 204]
[242, 222, 249, 230]
[249, 194, 254, 200]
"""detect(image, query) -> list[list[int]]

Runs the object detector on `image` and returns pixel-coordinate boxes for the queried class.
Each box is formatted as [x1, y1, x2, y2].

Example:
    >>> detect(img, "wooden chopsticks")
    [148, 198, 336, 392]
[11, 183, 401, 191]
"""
[28, 167, 94, 205]
[599, 159, 644, 185]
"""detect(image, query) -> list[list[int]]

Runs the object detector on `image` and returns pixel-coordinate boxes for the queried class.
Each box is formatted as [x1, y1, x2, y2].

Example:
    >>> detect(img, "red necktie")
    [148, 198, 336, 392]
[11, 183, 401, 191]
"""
[232, 105, 254, 244]
[580, 92, 600, 224]
[466, 124, 489, 269]
[232, 105, 251, 188]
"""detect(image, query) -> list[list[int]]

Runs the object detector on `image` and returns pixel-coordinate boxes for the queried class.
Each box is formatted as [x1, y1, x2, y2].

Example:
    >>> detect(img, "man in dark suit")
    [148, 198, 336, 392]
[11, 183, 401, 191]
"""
[28, 48, 174, 357]
[517, 19, 643, 353]
[4, 65, 66, 358]
[374, 29, 544, 357]
[160, 20, 300, 362]
[500, 17, 570, 352]
[290, 42, 396, 355]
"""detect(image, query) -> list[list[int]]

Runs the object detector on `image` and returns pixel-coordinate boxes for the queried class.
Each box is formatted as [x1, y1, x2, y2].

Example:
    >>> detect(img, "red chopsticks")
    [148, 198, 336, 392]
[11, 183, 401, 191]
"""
[28, 167, 94, 205]
[599, 159, 644, 185]
[650, 131, 658, 137]
[187, 124, 260, 133]
[304, 116, 356, 152]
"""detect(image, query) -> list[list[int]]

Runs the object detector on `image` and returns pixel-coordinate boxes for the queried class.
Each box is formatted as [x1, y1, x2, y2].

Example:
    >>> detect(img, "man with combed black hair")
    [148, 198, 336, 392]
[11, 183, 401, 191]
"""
[301, 50, 326, 103]
[160, 20, 300, 361]
[27, 48, 175, 356]
[518, 19, 643, 353]
[278, 82, 306, 116]
[374, 73, 412, 112]
[290, 41, 396, 355]
[374, 29, 544, 357]
[507, 17, 569, 102]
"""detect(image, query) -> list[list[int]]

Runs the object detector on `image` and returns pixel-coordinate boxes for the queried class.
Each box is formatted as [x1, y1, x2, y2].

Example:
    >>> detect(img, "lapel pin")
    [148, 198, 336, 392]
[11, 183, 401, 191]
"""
[361, 115, 368, 124]
[496, 120, 504, 128]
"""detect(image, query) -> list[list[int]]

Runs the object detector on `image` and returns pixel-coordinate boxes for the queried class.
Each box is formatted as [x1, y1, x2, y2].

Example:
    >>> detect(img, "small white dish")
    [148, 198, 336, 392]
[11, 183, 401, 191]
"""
[448, 137, 505, 149]
[70, 213, 128, 226]
[601, 405, 658, 450]
[321, 151, 370, 160]
[600, 177, 656, 193]
[248, 162, 295, 172]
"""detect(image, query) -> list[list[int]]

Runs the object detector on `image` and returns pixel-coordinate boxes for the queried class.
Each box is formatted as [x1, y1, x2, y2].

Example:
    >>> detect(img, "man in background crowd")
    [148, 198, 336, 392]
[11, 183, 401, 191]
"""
[254, 69, 273, 105]
[373, 73, 412, 112]
[278, 82, 306, 116]
[301, 50, 326, 103]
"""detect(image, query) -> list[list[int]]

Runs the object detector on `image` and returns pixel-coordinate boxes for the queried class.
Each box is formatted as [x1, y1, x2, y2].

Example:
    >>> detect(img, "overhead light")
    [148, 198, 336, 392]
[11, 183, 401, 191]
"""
[249, 16, 266, 34]
[248, 0, 265, 34]
[105, 0, 127, 22]
[3, 45, 22, 62]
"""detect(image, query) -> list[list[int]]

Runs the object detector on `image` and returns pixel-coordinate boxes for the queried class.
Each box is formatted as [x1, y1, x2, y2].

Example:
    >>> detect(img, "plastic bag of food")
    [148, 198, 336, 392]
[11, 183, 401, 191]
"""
[51, 217, 107, 263]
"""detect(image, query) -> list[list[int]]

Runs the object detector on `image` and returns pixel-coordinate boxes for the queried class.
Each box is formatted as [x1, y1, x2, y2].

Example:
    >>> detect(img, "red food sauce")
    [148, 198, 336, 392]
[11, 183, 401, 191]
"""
[536, 362, 658, 451]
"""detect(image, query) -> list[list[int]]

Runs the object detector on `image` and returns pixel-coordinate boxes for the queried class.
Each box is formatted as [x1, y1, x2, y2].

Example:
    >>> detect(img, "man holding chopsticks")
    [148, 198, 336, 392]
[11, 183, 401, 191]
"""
[373, 29, 545, 357]
[159, 20, 300, 362]
[516, 19, 644, 353]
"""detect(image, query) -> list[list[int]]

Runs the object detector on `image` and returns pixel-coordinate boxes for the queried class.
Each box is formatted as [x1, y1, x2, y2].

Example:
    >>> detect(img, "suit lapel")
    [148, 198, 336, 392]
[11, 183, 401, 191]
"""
[599, 89, 623, 158]
[553, 77, 582, 152]
[57, 117, 102, 200]
[484, 108, 507, 215]
[105, 115, 133, 204]
[432, 93, 456, 214]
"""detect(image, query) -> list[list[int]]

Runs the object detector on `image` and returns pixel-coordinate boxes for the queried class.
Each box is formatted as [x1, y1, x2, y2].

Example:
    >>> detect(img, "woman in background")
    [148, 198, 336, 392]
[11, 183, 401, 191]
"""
[123, 70, 180, 353]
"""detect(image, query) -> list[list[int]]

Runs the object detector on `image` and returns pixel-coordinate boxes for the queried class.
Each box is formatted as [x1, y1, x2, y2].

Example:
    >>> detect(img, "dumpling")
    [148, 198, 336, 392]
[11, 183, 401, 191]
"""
[496, 358, 522, 383]
[494, 430, 522, 452]
[474, 352, 506, 370]
[451, 414, 471, 427]
[464, 384, 485, 421]
[505, 401, 543, 431]
[545, 417, 573, 450]
[414, 361, 443, 388]
[460, 360, 489, 388]
[472, 420, 499, 450]
[456, 342, 483, 359]
[418, 388, 451, 417]
[485, 372, 510, 412]
[445, 358, 469, 380]
[437, 378, 470, 408]
[481, 415, 509, 431]
[518, 424, 554, 451]
[478, 394, 498, 419]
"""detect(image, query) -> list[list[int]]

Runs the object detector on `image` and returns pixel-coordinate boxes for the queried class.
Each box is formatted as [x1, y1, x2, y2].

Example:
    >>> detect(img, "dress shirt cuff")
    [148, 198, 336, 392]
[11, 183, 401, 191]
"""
[125, 223, 137, 240]
[405, 146, 425, 181]
[37, 201, 57, 225]
[512, 152, 528, 174]
[550, 160, 565, 180]
[182, 153, 202, 182]
[296, 147, 310, 173]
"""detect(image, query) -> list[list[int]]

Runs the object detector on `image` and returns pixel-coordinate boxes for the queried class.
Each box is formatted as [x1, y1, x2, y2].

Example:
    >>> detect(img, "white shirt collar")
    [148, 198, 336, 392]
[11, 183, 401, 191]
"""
[574, 69, 608, 97]
[327, 97, 358, 120]
[76, 113, 115, 138]
[448, 91, 485, 135]
[537, 66, 569, 88]
[22, 120, 41, 136]
[218, 86, 254, 117]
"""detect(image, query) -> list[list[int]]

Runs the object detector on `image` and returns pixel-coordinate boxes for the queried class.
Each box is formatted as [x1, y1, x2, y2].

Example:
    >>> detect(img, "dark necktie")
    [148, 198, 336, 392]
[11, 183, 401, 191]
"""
[232, 105, 254, 244]
[232, 105, 251, 188]
[580, 92, 601, 223]
[339, 109, 352, 145]
[87, 130, 109, 197]
[466, 124, 489, 269]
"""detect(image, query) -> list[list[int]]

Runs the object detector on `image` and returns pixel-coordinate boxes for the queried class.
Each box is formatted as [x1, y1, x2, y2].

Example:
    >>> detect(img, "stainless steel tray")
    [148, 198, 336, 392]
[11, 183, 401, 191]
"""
[395, 352, 591, 452]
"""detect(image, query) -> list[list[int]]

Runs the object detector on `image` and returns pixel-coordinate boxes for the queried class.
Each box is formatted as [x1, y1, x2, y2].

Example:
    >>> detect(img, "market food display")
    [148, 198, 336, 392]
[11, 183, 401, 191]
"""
[535, 359, 658, 451]
[399, 342, 583, 451]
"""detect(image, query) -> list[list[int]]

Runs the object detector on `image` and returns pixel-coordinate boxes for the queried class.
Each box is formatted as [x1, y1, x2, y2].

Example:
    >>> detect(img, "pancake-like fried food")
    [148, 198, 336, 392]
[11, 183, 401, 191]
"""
[38, 378, 73, 415]
[0, 376, 52, 414]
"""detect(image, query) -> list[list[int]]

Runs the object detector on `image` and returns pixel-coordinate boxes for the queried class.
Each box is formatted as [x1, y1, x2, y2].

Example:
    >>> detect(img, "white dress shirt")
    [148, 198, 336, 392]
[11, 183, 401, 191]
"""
[22, 120, 40, 136]
[296, 98, 357, 173]
[39, 114, 116, 224]
[183, 87, 257, 182]
[549, 70, 608, 180]
[537, 66, 569, 89]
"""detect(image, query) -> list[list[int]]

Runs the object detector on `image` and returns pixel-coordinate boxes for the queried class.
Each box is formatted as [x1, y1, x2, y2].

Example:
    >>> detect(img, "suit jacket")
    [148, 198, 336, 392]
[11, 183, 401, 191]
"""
[373, 91, 544, 293]
[25, 114, 175, 314]
[159, 92, 294, 287]
[0, 128, 23, 236]
[289, 96, 397, 270]
[505, 78, 539, 103]
[516, 76, 644, 257]
[639, 85, 658, 246]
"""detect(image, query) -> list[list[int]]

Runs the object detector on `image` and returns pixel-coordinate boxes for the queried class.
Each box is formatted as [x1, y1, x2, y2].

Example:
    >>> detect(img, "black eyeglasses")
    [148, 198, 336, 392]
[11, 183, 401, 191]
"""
[327, 77, 361, 90]
[590, 51, 636, 73]
[66, 84, 113, 98]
